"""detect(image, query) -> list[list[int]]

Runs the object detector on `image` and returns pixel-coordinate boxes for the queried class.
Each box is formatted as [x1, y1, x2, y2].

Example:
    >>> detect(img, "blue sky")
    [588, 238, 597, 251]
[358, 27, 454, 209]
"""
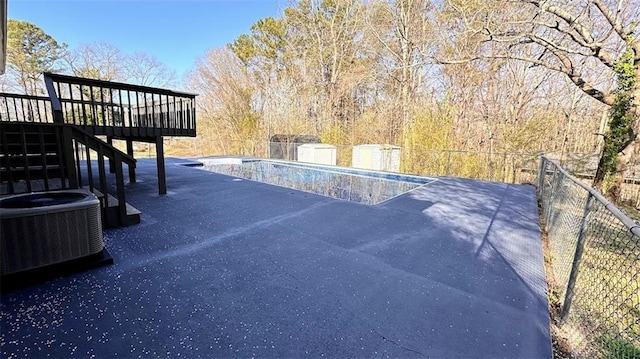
[8, 0, 284, 78]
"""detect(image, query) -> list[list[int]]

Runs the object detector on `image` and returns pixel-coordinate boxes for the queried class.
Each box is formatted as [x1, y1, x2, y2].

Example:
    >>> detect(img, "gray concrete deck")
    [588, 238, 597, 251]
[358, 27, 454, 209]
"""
[0, 157, 551, 358]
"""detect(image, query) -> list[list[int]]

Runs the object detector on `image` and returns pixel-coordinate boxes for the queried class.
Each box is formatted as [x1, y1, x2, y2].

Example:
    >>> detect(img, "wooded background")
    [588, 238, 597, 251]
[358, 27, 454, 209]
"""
[3, 0, 640, 203]
[186, 0, 639, 194]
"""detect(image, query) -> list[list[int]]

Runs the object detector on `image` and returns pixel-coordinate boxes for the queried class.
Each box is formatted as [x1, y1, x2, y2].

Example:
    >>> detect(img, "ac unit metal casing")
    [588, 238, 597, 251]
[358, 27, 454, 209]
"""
[352, 144, 401, 172]
[297, 144, 337, 166]
[0, 190, 103, 275]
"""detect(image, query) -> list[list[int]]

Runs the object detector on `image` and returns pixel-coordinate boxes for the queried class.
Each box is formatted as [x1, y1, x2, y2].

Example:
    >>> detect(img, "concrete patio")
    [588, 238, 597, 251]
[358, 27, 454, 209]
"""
[0, 157, 551, 358]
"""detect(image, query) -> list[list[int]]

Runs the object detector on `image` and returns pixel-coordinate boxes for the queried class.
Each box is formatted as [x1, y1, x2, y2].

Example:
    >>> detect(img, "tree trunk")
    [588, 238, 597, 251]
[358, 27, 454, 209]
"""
[607, 138, 637, 202]
[593, 42, 640, 204]
[593, 115, 638, 204]
[609, 50, 640, 203]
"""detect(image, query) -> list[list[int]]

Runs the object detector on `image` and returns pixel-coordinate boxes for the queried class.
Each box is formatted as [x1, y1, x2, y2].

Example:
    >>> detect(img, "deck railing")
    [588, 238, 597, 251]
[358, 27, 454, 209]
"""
[1, 90, 137, 226]
[0, 93, 54, 123]
[43, 72, 197, 137]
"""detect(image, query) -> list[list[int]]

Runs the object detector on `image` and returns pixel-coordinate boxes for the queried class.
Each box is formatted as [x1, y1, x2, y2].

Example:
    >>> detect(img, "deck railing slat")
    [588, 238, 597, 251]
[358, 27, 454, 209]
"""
[19, 124, 32, 192]
[1, 127, 15, 193]
[37, 127, 50, 191]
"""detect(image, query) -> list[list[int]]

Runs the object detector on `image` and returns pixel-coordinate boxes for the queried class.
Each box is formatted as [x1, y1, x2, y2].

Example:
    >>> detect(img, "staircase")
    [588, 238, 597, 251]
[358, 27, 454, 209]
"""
[0, 121, 140, 227]
[1, 123, 68, 192]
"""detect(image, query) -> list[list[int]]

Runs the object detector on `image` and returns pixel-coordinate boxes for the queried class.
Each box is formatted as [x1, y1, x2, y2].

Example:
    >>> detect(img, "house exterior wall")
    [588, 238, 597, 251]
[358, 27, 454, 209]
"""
[0, 0, 6, 75]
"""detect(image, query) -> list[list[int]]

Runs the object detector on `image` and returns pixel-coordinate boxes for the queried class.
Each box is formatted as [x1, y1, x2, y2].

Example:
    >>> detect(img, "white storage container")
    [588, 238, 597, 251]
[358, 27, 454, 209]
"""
[297, 144, 337, 166]
[352, 144, 401, 172]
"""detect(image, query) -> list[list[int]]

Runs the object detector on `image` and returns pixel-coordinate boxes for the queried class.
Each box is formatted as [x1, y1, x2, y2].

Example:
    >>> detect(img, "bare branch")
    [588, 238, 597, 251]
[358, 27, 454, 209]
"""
[591, 0, 627, 40]
[524, 0, 595, 44]
[515, 32, 593, 57]
[436, 53, 614, 106]
[532, 19, 590, 45]
[485, 20, 616, 69]
[495, 9, 618, 68]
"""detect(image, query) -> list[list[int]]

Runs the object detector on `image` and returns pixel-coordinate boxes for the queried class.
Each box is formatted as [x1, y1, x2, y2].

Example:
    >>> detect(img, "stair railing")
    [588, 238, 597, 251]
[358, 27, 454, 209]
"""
[65, 125, 136, 226]
[1, 120, 136, 226]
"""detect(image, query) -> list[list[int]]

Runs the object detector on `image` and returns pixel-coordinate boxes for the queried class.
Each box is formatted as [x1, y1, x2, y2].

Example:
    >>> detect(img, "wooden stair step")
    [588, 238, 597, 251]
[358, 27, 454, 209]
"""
[102, 192, 142, 216]
[82, 187, 141, 227]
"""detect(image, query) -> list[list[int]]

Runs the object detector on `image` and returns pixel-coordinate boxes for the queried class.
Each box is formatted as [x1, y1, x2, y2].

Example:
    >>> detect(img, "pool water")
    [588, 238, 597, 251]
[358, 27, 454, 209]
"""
[198, 159, 435, 205]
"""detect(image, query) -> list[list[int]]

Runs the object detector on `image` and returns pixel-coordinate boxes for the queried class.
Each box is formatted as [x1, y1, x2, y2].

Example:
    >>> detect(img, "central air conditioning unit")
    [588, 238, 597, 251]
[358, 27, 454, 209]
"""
[0, 189, 104, 275]
[297, 143, 337, 166]
[352, 144, 401, 172]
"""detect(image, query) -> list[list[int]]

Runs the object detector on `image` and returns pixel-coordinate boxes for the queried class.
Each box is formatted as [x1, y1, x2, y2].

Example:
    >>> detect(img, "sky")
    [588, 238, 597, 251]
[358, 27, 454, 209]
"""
[7, 0, 285, 81]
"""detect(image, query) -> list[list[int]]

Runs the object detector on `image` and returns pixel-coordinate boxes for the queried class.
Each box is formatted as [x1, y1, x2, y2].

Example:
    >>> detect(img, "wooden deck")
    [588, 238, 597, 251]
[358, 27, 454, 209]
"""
[0, 73, 196, 212]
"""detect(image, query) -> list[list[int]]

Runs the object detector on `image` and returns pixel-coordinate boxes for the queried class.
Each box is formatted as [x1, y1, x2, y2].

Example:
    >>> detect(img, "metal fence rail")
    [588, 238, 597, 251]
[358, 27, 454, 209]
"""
[538, 156, 639, 359]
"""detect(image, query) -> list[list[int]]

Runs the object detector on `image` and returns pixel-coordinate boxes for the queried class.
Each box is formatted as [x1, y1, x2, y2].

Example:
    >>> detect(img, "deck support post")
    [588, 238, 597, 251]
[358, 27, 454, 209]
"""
[155, 136, 166, 195]
[126, 139, 136, 183]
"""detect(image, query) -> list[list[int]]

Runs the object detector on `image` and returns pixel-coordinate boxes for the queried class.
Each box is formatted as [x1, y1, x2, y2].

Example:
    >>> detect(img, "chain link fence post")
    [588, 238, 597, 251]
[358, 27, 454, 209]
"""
[559, 192, 594, 324]
[538, 156, 546, 201]
[546, 165, 560, 225]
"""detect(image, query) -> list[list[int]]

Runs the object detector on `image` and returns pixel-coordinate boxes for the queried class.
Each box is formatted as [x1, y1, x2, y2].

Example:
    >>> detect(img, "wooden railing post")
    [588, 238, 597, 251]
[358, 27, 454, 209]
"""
[44, 75, 64, 124]
[107, 136, 115, 173]
[96, 144, 110, 212]
[114, 152, 127, 225]
[60, 125, 78, 188]
[126, 139, 136, 183]
[0, 128, 15, 193]
[18, 124, 32, 192]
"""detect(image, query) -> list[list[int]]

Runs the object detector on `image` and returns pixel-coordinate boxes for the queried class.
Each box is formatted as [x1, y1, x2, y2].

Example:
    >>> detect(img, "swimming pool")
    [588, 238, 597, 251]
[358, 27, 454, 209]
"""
[197, 158, 435, 205]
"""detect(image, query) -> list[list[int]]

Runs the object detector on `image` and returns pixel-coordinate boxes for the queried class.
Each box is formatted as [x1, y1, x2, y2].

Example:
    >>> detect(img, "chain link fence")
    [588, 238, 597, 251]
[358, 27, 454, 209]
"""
[538, 156, 640, 358]
[194, 139, 541, 184]
[557, 154, 640, 208]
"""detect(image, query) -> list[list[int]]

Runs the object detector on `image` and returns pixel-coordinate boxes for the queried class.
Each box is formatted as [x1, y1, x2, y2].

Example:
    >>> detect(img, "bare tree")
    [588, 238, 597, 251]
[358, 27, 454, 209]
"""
[187, 48, 261, 155]
[121, 52, 176, 88]
[367, 0, 434, 144]
[65, 42, 124, 81]
[285, 0, 368, 135]
[439, 0, 640, 201]
[65, 42, 123, 81]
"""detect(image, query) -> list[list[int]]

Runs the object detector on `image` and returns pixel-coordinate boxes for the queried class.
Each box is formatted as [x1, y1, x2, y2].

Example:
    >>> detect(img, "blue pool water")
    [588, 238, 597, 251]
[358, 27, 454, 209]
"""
[198, 158, 435, 205]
